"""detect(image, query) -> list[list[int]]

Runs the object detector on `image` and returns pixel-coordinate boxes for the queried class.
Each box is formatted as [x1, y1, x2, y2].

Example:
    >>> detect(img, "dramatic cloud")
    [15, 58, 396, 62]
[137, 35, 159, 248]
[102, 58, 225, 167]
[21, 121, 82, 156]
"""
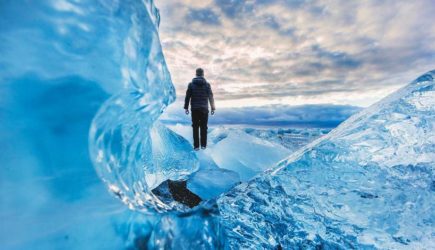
[157, 0, 435, 109]
[186, 8, 221, 25]
[160, 104, 361, 127]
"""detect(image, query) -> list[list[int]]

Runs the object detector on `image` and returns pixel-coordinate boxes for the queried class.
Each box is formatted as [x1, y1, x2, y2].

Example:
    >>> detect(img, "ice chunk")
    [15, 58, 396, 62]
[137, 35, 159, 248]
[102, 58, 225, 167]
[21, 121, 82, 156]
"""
[195, 150, 221, 170]
[0, 0, 194, 248]
[167, 125, 322, 200]
[166, 123, 195, 143]
[90, 105, 199, 212]
[208, 129, 291, 181]
[218, 70, 435, 249]
[208, 126, 230, 144]
[187, 167, 240, 200]
[83, 0, 200, 212]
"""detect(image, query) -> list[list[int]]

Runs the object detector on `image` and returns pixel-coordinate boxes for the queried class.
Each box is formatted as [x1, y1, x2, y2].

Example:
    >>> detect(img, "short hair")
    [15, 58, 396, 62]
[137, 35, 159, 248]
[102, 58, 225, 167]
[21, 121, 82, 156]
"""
[196, 68, 204, 76]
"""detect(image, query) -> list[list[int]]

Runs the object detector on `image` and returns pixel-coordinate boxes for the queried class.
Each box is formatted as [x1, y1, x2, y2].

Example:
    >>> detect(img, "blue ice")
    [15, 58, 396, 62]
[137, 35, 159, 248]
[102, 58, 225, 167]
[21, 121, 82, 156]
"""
[1, 0, 434, 249]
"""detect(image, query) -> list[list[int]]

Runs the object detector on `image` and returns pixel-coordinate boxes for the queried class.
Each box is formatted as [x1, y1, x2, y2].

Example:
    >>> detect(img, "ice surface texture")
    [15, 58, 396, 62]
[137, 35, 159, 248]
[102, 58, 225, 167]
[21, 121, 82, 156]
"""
[85, 0, 199, 212]
[207, 128, 291, 181]
[169, 125, 294, 181]
[218, 71, 435, 249]
[244, 127, 331, 151]
[0, 0, 197, 248]
[2, 0, 434, 248]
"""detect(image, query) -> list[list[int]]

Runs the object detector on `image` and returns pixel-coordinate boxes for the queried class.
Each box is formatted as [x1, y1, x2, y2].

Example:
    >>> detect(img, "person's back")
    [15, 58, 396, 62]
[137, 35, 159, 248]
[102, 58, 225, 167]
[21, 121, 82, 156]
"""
[184, 68, 215, 150]
[189, 77, 212, 111]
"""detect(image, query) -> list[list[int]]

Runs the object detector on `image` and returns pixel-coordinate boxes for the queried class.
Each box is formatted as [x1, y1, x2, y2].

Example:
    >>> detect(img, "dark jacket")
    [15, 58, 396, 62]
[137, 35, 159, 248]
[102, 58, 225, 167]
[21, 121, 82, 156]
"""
[184, 76, 216, 111]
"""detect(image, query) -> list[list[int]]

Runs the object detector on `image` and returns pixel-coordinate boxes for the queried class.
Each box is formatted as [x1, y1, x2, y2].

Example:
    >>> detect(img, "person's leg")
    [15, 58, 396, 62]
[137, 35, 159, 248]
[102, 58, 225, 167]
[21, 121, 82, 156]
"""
[191, 110, 200, 149]
[199, 111, 209, 148]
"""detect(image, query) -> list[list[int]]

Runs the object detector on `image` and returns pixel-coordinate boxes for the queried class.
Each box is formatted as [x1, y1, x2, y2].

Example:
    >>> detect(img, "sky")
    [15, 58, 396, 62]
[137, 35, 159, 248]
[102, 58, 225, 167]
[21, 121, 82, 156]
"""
[157, 0, 435, 126]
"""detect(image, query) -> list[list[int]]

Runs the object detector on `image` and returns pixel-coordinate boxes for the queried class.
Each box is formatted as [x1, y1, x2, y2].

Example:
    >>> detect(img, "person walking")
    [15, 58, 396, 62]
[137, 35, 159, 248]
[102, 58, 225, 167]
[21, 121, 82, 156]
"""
[184, 68, 216, 150]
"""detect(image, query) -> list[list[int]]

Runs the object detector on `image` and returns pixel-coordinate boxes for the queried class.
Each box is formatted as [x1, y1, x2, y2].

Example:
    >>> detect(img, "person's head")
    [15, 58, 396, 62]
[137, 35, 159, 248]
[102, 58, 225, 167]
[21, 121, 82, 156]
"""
[196, 68, 204, 77]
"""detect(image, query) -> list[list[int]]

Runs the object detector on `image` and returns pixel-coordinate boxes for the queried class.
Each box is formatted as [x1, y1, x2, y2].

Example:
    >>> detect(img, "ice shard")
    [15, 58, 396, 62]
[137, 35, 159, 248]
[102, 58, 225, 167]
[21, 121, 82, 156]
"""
[218, 71, 435, 249]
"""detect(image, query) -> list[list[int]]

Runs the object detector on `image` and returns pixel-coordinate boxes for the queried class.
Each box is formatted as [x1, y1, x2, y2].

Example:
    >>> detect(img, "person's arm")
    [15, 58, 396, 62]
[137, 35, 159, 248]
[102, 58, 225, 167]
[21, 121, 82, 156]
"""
[207, 83, 216, 114]
[184, 83, 192, 114]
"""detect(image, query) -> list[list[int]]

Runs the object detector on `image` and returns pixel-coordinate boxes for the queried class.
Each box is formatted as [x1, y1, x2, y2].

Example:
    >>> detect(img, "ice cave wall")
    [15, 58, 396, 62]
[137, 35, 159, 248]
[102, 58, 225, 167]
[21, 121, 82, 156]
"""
[0, 0, 187, 248]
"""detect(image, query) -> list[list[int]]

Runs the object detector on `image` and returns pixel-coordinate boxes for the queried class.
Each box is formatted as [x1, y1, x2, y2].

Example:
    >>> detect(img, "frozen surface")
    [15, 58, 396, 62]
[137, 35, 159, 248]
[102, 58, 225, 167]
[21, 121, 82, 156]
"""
[208, 129, 290, 181]
[187, 166, 241, 200]
[0, 0, 197, 248]
[167, 125, 303, 198]
[244, 127, 330, 151]
[218, 71, 435, 249]
[90, 104, 199, 212]
[169, 125, 295, 181]
[2, 0, 434, 249]
[148, 203, 225, 249]
[168, 125, 330, 200]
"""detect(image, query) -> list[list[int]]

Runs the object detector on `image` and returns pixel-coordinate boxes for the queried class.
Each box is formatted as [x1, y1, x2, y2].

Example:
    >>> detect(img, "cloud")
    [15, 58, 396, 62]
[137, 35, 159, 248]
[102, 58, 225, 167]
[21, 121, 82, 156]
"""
[157, 0, 435, 108]
[214, 0, 252, 18]
[186, 8, 221, 25]
[160, 103, 361, 127]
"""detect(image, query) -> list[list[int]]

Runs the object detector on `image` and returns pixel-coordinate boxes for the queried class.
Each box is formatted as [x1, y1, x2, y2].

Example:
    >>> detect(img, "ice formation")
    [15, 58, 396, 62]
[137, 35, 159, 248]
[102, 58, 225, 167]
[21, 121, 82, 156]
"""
[0, 0, 197, 248]
[169, 125, 295, 181]
[1, 0, 434, 249]
[218, 71, 435, 249]
[85, 0, 199, 211]
[206, 128, 290, 181]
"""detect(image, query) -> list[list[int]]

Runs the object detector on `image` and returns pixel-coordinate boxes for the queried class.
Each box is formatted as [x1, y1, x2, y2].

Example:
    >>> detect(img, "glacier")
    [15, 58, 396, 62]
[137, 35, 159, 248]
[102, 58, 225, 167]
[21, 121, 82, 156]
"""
[1, 0, 434, 249]
[217, 71, 435, 249]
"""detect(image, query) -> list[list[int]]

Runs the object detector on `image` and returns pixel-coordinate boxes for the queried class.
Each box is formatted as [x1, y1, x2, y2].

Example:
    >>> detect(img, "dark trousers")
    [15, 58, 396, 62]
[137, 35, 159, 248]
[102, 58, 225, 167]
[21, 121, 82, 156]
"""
[191, 109, 208, 148]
